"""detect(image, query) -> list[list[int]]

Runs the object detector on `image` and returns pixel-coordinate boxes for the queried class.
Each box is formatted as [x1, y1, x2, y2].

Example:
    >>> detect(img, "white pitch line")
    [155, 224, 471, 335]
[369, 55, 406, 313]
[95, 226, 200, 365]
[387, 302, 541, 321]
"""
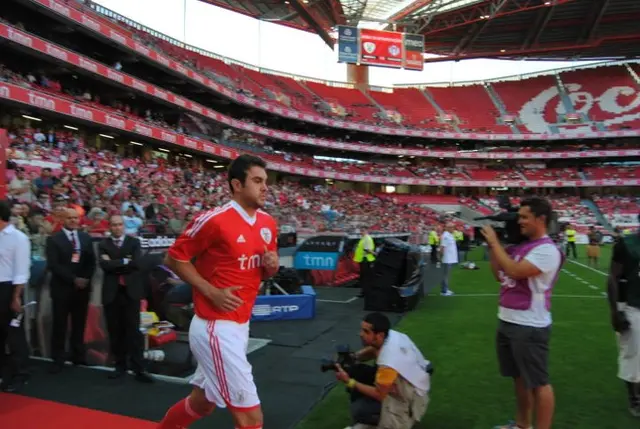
[567, 259, 608, 277]
[449, 293, 604, 299]
[317, 297, 358, 304]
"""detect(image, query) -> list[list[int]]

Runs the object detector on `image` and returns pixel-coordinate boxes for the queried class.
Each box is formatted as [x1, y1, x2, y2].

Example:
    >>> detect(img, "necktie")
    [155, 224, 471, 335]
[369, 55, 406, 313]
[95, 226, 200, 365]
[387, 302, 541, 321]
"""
[116, 237, 126, 286]
[70, 231, 77, 250]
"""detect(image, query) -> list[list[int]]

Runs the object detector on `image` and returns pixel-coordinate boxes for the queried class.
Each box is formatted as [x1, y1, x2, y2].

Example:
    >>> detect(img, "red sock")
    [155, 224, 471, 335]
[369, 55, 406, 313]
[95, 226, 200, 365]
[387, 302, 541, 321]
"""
[157, 397, 203, 429]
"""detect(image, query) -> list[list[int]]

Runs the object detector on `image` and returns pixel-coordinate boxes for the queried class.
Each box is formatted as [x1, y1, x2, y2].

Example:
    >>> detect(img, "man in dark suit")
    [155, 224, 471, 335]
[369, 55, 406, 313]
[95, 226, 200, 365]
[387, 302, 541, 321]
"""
[46, 208, 96, 373]
[99, 215, 152, 382]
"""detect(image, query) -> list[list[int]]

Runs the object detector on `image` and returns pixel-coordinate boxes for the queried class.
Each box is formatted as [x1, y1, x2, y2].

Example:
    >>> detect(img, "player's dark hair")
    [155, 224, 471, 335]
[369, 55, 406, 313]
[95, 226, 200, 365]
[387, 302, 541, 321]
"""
[0, 200, 11, 222]
[520, 196, 553, 227]
[227, 154, 267, 194]
[363, 312, 391, 338]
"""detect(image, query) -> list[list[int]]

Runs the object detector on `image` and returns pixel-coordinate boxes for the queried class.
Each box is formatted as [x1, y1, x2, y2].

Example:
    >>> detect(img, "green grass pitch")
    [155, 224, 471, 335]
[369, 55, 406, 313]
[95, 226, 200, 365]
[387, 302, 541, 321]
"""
[296, 245, 638, 429]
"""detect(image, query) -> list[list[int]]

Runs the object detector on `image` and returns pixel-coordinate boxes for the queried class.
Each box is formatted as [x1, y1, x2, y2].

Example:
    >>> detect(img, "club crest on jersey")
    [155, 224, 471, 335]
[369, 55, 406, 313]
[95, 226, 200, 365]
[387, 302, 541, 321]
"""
[260, 227, 272, 244]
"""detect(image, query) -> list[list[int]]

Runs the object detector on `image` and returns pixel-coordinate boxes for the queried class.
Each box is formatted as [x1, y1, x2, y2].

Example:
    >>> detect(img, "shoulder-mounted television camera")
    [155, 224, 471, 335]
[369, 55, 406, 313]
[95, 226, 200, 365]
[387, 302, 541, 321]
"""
[474, 196, 526, 245]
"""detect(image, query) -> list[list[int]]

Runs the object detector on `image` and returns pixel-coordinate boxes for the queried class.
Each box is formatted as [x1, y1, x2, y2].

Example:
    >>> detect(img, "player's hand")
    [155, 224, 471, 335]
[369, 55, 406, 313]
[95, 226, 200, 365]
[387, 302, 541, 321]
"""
[263, 246, 279, 273]
[481, 225, 499, 247]
[209, 286, 243, 312]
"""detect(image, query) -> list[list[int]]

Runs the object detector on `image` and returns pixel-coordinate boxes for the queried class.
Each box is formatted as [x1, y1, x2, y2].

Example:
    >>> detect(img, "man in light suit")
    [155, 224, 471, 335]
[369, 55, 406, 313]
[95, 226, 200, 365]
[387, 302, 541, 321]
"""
[99, 215, 152, 382]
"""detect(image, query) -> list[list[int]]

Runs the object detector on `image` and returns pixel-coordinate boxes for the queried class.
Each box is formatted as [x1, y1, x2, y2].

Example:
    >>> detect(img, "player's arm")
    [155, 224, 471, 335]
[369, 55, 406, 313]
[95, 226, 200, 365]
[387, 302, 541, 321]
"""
[488, 251, 501, 281]
[606, 240, 625, 316]
[262, 220, 279, 279]
[165, 214, 241, 310]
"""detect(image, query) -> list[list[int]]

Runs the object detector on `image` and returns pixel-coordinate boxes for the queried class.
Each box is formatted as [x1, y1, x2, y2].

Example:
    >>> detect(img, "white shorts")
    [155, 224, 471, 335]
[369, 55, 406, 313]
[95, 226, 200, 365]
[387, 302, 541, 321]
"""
[618, 306, 640, 383]
[189, 315, 260, 411]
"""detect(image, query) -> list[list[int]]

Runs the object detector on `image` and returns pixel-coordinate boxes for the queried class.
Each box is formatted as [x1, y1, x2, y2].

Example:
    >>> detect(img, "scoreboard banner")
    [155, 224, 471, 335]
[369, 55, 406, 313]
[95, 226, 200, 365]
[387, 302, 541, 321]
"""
[403, 33, 425, 71]
[359, 29, 404, 68]
[337, 25, 359, 63]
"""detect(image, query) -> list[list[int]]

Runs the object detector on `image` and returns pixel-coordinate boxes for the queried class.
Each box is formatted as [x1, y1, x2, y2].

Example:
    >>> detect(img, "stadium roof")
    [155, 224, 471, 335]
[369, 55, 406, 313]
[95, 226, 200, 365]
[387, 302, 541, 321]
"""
[197, 0, 640, 62]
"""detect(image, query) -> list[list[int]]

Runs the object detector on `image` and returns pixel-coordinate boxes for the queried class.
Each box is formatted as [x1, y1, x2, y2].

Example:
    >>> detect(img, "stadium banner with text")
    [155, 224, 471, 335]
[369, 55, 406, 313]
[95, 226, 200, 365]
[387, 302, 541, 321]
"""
[252, 288, 316, 322]
[294, 235, 346, 270]
[359, 29, 404, 68]
[337, 25, 359, 64]
[403, 33, 425, 71]
[1, 81, 639, 188]
[26, 2, 640, 142]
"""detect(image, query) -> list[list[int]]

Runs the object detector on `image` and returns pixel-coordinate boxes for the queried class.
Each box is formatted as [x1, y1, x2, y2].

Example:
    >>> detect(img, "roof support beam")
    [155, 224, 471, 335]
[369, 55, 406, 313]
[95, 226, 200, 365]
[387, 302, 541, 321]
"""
[519, 3, 555, 50]
[578, 0, 611, 43]
[289, 0, 334, 47]
[417, 0, 576, 36]
[327, 0, 346, 25]
[421, 33, 640, 62]
[452, 19, 488, 55]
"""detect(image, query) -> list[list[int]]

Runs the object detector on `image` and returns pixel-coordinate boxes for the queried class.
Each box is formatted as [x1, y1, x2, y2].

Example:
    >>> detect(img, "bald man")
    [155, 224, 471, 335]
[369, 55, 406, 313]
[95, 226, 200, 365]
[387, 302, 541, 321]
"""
[46, 208, 96, 373]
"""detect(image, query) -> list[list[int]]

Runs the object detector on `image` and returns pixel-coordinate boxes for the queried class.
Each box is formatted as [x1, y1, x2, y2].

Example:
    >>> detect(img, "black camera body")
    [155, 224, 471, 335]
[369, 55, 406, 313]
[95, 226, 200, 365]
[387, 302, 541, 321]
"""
[475, 196, 526, 245]
[320, 344, 356, 372]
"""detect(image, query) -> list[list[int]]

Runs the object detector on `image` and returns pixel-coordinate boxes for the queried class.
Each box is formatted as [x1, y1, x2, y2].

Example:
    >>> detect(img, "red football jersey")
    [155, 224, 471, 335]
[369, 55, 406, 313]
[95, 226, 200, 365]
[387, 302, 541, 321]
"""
[168, 201, 278, 323]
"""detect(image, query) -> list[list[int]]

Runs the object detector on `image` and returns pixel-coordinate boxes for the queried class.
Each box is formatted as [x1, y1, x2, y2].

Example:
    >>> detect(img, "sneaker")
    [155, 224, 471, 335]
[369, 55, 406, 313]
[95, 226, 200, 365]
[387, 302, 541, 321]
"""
[630, 405, 640, 417]
[441, 290, 454, 296]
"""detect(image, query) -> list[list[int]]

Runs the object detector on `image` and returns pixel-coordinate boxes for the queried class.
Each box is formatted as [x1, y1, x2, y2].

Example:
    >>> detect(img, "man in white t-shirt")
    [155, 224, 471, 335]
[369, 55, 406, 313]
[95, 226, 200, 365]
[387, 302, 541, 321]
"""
[481, 197, 564, 429]
[439, 223, 458, 296]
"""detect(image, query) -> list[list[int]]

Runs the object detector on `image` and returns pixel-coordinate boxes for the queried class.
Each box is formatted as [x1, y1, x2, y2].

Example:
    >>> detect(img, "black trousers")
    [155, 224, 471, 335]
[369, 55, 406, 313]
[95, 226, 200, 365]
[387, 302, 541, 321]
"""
[0, 282, 29, 383]
[104, 287, 144, 372]
[567, 241, 577, 259]
[51, 287, 90, 364]
[359, 261, 374, 293]
[430, 245, 439, 264]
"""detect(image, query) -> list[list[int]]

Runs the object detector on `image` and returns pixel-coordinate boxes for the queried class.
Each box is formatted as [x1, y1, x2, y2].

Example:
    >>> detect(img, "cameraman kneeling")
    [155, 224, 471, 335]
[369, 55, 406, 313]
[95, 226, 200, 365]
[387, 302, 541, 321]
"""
[335, 313, 430, 429]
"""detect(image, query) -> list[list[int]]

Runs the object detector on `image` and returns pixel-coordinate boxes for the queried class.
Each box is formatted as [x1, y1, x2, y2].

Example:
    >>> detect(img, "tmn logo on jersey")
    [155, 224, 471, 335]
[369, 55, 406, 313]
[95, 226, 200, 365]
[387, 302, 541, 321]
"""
[238, 253, 262, 270]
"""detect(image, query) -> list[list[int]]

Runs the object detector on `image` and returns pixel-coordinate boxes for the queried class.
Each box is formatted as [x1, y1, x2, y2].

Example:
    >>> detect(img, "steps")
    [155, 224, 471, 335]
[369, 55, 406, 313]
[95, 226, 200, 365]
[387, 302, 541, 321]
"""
[484, 83, 520, 133]
[418, 88, 462, 133]
[581, 199, 613, 231]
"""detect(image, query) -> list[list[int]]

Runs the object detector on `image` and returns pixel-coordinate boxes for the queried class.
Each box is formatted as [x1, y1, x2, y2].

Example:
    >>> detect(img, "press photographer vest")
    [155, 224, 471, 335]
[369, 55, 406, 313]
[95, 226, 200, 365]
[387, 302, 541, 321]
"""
[498, 236, 564, 327]
[621, 235, 640, 309]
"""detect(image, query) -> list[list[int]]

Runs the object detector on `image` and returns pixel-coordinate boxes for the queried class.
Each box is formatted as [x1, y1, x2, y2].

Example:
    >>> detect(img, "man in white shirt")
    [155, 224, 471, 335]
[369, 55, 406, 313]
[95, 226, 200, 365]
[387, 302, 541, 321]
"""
[439, 223, 458, 296]
[481, 197, 564, 429]
[334, 312, 430, 429]
[0, 200, 31, 392]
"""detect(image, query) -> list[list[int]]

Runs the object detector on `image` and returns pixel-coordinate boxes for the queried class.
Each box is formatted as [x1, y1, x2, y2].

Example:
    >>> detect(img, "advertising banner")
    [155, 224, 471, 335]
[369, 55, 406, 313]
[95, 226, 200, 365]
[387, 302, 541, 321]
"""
[359, 29, 404, 68]
[403, 33, 424, 71]
[252, 286, 316, 322]
[337, 25, 359, 64]
[294, 235, 346, 270]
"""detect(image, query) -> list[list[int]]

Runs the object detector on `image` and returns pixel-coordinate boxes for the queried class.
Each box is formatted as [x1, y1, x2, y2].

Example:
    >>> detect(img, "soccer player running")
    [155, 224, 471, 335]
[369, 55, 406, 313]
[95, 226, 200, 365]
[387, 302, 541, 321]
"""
[157, 155, 279, 429]
[481, 197, 564, 429]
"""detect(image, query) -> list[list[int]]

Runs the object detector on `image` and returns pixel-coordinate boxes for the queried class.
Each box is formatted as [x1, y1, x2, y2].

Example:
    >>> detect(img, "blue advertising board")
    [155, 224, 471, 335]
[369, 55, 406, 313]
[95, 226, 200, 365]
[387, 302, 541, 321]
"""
[251, 286, 316, 322]
[337, 25, 359, 64]
[293, 235, 346, 271]
[294, 251, 339, 270]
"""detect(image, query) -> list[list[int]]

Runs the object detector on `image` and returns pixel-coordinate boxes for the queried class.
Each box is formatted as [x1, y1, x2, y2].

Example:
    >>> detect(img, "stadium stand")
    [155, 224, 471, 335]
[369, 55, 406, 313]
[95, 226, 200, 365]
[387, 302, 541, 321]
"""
[0, 0, 638, 246]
